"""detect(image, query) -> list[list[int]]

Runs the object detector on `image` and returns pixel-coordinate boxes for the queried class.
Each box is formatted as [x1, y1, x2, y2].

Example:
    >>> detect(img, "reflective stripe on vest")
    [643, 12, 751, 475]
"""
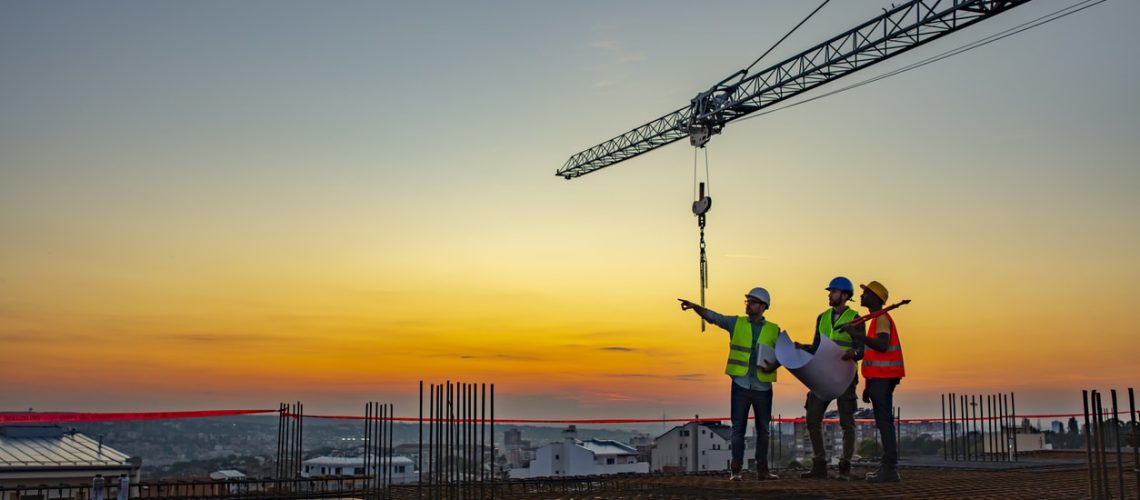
[725, 316, 780, 383]
[861, 313, 906, 379]
[817, 308, 859, 351]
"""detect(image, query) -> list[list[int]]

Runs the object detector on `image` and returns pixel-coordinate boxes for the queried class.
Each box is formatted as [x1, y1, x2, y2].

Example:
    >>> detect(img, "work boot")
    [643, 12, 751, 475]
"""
[729, 460, 743, 481]
[866, 466, 901, 483]
[755, 464, 779, 481]
[835, 459, 852, 481]
[799, 458, 828, 479]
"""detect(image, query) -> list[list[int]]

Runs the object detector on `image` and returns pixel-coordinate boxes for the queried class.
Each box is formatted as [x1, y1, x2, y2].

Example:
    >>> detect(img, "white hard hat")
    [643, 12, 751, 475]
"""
[745, 287, 771, 307]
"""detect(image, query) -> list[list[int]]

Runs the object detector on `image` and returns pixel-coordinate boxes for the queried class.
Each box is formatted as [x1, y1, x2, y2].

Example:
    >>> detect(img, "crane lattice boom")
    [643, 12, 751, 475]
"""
[557, 0, 1032, 179]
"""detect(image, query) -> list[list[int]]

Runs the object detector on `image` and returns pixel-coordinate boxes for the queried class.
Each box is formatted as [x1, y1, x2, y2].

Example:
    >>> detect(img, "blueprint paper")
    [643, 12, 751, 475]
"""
[775, 331, 856, 400]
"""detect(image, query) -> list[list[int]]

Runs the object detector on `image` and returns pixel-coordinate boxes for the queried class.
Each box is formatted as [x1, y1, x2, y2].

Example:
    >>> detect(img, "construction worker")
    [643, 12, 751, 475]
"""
[844, 281, 905, 483]
[678, 287, 780, 481]
[796, 276, 865, 481]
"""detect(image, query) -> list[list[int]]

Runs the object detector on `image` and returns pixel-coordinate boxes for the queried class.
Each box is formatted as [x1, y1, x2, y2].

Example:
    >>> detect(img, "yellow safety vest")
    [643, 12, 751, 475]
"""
[817, 307, 859, 351]
[725, 316, 780, 382]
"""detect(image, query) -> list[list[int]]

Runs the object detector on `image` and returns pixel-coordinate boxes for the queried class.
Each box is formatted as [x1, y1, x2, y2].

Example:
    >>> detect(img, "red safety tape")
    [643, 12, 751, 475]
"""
[286, 413, 1089, 425]
[0, 409, 276, 424]
[1, 410, 1096, 426]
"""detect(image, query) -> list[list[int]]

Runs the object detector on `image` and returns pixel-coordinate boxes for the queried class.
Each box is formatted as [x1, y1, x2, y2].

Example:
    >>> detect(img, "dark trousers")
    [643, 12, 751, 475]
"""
[804, 375, 858, 462]
[730, 382, 773, 469]
[865, 377, 901, 467]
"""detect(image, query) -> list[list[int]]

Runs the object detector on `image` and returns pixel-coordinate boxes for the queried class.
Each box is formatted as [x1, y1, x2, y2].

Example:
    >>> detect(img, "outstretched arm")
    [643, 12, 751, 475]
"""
[677, 299, 734, 332]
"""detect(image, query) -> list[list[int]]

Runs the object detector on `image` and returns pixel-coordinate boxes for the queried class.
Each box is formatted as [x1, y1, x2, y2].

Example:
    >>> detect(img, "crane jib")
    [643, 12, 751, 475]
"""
[556, 0, 1034, 179]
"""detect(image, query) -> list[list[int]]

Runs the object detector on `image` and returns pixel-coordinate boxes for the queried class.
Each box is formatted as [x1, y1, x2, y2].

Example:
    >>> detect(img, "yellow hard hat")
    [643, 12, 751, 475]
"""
[860, 281, 889, 302]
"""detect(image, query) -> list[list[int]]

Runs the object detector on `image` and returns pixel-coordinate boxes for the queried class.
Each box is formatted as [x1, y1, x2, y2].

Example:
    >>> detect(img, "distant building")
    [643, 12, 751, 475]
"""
[651, 422, 732, 473]
[509, 426, 648, 479]
[209, 470, 249, 495]
[208, 470, 247, 481]
[301, 455, 416, 484]
[502, 428, 535, 469]
[628, 434, 653, 465]
[793, 408, 878, 462]
[0, 425, 141, 496]
[983, 428, 1048, 455]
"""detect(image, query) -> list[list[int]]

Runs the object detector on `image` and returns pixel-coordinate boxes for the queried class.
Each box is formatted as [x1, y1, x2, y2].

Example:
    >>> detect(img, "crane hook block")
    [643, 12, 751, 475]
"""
[692, 182, 712, 216]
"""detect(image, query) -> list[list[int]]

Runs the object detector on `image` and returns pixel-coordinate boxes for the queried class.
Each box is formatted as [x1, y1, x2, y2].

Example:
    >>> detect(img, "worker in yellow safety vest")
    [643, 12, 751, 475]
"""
[679, 287, 781, 481]
[796, 276, 865, 481]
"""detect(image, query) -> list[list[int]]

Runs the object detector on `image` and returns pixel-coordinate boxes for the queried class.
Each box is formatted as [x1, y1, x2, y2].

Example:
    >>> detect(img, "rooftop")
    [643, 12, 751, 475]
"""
[577, 439, 638, 456]
[0, 426, 131, 469]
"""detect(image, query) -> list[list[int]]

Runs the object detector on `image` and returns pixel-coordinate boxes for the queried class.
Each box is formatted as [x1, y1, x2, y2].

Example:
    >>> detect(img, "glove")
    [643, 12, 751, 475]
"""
[861, 387, 871, 404]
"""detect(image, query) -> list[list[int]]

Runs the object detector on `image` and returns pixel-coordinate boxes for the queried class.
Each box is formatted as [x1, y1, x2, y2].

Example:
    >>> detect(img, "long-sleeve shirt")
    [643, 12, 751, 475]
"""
[699, 308, 772, 391]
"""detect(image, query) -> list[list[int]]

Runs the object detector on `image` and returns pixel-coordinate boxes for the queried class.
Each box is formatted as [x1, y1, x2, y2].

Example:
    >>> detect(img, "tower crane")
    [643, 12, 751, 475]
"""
[555, 0, 1039, 329]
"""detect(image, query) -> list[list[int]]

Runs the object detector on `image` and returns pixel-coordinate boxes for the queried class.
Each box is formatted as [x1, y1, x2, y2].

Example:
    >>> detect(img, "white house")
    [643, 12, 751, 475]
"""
[509, 426, 648, 479]
[651, 422, 734, 472]
[301, 455, 417, 485]
[0, 425, 141, 499]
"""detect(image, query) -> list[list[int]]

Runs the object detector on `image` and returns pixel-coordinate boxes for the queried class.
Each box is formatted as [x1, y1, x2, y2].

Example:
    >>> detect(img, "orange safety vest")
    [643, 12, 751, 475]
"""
[861, 312, 905, 379]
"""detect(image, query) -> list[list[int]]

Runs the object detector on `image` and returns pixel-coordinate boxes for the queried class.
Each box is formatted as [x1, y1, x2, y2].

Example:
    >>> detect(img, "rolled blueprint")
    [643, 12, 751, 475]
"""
[757, 343, 778, 370]
[775, 331, 856, 401]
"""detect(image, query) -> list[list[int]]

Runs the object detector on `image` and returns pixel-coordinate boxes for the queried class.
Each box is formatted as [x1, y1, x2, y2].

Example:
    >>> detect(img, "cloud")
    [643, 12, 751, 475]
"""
[599, 346, 637, 352]
[457, 353, 541, 361]
[0, 331, 98, 343]
[587, 40, 618, 49]
[163, 332, 277, 344]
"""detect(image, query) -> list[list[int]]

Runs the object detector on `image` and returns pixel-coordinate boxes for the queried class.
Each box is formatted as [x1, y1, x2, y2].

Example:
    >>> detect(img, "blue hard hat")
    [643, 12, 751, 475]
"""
[826, 276, 854, 294]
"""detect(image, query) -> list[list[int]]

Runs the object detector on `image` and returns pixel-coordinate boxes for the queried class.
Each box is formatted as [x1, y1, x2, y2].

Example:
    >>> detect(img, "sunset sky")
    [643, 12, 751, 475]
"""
[2, 1, 1138, 422]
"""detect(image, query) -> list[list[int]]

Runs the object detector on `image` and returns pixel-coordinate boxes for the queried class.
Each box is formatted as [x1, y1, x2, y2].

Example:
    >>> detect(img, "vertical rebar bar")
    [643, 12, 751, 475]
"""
[950, 392, 957, 460]
[961, 394, 968, 461]
[942, 394, 947, 461]
[966, 396, 975, 462]
[1010, 393, 1018, 461]
[469, 384, 475, 494]
[429, 384, 435, 492]
[300, 402, 305, 480]
[451, 382, 456, 498]
[470, 383, 475, 494]
[990, 394, 996, 460]
[385, 402, 391, 496]
[365, 402, 372, 491]
[390, 404, 396, 498]
[1129, 387, 1139, 500]
[461, 383, 465, 498]
[1084, 390, 1097, 500]
[1001, 393, 1008, 462]
[276, 403, 284, 479]
[491, 383, 496, 496]
[481, 383, 487, 500]
[1095, 391, 1109, 499]
[778, 414, 783, 465]
[896, 406, 902, 458]
[1112, 390, 1125, 500]
[437, 382, 443, 493]
[376, 402, 381, 496]
[419, 381, 424, 496]
[984, 396, 994, 462]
